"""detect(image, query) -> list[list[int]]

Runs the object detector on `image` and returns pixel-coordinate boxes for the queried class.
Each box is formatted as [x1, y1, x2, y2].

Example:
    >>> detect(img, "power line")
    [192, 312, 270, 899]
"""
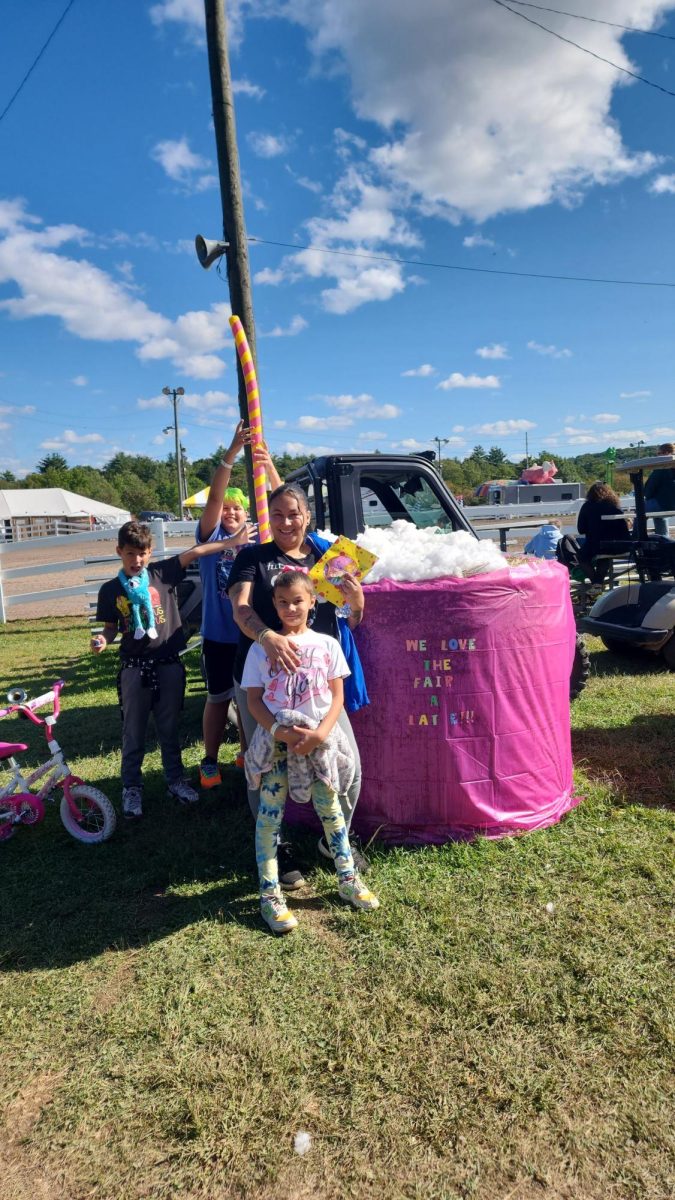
[0, 0, 78, 127]
[490, 0, 675, 100]
[249, 236, 675, 290]
[506, 2, 675, 41]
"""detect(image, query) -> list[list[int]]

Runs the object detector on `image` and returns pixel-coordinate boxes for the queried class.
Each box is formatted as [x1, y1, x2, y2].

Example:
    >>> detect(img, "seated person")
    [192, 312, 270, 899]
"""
[524, 521, 562, 560]
[644, 443, 675, 537]
[577, 483, 630, 567]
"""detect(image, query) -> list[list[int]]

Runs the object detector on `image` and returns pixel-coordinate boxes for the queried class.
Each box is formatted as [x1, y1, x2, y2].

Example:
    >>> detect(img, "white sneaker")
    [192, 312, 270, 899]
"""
[168, 778, 199, 805]
[337, 873, 380, 912]
[260, 893, 298, 935]
[122, 786, 143, 820]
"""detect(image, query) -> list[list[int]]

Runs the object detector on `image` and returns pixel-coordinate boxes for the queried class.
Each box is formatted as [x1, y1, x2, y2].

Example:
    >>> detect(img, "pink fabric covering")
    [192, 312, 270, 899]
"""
[285, 560, 578, 844]
[519, 463, 558, 484]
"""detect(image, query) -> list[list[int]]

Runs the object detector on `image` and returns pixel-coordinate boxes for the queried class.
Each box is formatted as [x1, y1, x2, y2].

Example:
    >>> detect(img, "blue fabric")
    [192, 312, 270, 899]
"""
[195, 519, 240, 643]
[306, 532, 370, 713]
[524, 524, 562, 560]
[117, 567, 156, 636]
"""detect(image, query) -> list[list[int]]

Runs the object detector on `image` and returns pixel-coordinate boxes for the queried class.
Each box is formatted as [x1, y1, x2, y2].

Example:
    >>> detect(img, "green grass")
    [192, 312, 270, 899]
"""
[0, 617, 673, 1200]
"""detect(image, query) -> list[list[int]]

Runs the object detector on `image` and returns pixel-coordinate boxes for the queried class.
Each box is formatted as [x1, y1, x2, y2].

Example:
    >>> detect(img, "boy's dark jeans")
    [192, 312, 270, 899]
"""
[118, 662, 185, 788]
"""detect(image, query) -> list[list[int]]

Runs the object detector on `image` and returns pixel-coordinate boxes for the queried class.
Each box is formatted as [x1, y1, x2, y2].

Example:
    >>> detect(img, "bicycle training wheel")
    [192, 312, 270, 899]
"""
[60, 785, 117, 844]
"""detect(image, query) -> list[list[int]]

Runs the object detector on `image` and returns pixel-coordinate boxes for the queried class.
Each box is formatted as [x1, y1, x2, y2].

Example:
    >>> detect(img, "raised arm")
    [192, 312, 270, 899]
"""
[198, 420, 245, 541]
[253, 440, 282, 491]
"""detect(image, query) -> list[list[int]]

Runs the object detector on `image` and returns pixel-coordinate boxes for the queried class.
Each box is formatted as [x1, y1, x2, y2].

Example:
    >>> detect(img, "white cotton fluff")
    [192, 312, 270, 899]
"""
[354, 521, 509, 583]
[293, 1130, 312, 1156]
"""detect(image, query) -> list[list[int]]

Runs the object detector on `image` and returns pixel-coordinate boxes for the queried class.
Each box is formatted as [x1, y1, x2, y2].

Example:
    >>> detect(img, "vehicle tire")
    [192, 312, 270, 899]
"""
[60, 785, 117, 844]
[600, 636, 636, 656]
[662, 633, 675, 670]
[570, 635, 590, 700]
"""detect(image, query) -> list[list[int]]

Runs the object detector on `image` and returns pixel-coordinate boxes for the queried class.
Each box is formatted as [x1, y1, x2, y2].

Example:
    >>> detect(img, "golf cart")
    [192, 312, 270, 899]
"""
[574, 455, 675, 668]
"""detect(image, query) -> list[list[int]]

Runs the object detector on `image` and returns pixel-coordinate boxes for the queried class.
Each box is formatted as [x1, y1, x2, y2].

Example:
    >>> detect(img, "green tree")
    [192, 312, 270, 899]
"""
[37, 452, 68, 476]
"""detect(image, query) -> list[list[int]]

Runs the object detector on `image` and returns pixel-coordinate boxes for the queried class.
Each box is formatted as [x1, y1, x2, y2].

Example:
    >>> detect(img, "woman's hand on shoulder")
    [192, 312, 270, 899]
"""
[264, 631, 302, 672]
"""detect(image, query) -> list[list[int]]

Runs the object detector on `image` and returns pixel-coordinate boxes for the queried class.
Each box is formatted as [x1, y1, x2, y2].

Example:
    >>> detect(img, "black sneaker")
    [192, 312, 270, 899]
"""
[318, 834, 370, 874]
[277, 842, 306, 890]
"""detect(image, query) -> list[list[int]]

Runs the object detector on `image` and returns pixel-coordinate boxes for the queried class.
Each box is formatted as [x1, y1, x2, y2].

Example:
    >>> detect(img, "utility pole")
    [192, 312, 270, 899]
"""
[525, 432, 530, 468]
[433, 436, 449, 477]
[203, 0, 257, 512]
[162, 386, 185, 513]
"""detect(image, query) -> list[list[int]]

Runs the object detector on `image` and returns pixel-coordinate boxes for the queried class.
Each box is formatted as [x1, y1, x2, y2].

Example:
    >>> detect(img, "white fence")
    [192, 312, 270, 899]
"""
[0, 520, 171, 623]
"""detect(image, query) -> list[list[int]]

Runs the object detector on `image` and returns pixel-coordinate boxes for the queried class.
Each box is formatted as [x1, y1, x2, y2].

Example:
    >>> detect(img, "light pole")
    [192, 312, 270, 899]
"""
[162, 386, 185, 513]
[433, 436, 449, 477]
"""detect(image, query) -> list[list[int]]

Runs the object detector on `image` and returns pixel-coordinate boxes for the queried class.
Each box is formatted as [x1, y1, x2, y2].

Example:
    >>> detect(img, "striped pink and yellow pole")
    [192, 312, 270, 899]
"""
[229, 314, 271, 544]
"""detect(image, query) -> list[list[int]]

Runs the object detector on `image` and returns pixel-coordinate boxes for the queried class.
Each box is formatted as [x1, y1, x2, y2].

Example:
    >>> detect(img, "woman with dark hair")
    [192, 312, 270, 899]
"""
[227, 483, 368, 886]
[577, 482, 630, 566]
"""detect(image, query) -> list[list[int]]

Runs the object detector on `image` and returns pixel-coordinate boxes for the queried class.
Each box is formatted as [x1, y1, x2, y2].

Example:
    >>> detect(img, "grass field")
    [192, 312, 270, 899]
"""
[1, 617, 673, 1200]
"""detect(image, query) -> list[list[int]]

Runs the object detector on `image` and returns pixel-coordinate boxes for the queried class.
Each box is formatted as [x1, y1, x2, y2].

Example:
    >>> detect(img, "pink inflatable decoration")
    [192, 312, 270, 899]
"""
[519, 460, 558, 484]
[285, 560, 577, 844]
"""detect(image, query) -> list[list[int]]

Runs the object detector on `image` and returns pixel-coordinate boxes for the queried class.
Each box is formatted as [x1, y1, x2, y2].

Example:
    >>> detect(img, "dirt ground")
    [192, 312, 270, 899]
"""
[1, 534, 195, 622]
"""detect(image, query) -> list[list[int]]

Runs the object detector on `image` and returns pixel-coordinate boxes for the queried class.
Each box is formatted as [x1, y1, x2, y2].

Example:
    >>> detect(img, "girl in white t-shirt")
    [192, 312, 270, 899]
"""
[241, 570, 379, 934]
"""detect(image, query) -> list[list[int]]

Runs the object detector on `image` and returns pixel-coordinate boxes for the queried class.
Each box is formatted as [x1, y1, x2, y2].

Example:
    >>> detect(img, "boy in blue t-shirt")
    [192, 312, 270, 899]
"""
[196, 421, 281, 788]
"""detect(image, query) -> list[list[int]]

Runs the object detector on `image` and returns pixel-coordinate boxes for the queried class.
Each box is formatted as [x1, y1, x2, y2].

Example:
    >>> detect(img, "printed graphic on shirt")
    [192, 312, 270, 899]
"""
[215, 548, 237, 598]
[263, 641, 332, 712]
[115, 586, 165, 632]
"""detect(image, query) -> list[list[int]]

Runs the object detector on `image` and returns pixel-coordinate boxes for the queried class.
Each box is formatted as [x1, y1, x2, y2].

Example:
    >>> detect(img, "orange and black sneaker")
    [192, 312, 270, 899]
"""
[199, 757, 222, 789]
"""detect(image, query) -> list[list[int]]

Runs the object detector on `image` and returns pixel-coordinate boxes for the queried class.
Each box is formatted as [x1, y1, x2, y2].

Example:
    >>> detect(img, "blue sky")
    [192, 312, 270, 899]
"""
[2, 0, 675, 477]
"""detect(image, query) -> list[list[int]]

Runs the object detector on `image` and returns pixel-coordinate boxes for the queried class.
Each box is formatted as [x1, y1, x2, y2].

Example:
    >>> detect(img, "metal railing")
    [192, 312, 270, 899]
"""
[0, 520, 168, 622]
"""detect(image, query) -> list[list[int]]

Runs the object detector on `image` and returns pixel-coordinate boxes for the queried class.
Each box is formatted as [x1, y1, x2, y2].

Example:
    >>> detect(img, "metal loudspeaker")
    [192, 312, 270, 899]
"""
[7, 688, 27, 704]
[195, 235, 229, 270]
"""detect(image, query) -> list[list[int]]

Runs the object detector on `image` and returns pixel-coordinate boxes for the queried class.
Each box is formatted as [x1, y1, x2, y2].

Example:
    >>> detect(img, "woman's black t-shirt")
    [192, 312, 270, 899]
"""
[577, 499, 630, 559]
[227, 541, 338, 682]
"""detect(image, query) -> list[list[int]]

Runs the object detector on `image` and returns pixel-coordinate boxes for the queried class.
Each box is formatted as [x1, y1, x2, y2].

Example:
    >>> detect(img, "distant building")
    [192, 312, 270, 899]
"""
[0, 489, 130, 540]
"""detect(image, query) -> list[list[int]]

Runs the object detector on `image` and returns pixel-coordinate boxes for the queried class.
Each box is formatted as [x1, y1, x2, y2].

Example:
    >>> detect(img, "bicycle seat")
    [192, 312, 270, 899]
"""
[0, 742, 28, 760]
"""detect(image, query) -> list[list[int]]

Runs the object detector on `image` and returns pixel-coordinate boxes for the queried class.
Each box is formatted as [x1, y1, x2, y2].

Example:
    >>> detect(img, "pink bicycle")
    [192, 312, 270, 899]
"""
[0, 680, 116, 844]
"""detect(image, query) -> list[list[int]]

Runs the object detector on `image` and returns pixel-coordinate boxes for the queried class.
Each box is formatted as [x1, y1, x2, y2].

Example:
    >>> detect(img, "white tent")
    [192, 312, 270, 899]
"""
[0, 488, 131, 539]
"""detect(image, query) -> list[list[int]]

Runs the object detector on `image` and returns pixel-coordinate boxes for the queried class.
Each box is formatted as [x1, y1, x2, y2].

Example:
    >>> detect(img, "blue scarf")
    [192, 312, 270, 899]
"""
[306, 532, 369, 713]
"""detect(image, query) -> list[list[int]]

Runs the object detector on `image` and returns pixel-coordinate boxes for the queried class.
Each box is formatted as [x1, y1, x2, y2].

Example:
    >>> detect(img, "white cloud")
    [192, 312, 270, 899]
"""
[71, 374, 88, 387]
[254, 266, 285, 286]
[151, 137, 216, 193]
[247, 131, 291, 158]
[273, 419, 288, 428]
[286, 0, 661, 223]
[476, 343, 509, 360]
[475, 419, 536, 435]
[652, 427, 675, 439]
[527, 340, 572, 359]
[648, 173, 675, 195]
[566, 434, 598, 446]
[0, 404, 36, 415]
[138, 389, 237, 416]
[463, 234, 495, 248]
[232, 78, 266, 100]
[437, 372, 500, 390]
[592, 412, 620, 424]
[402, 363, 435, 377]
[452, 425, 465, 433]
[298, 414, 354, 430]
[261, 315, 308, 338]
[323, 393, 401, 418]
[357, 430, 387, 440]
[610, 429, 649, 441]
[619, 390, 651, 399]
[40, 429, 104, 450]
[0, 205, 231, 379]
[281, 441, 339, 456]
[258, 164, 418, 313]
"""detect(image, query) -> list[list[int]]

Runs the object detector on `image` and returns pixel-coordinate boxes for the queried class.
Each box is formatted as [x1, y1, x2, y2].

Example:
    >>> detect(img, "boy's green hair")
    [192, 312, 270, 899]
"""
[222, 486, 249, 510]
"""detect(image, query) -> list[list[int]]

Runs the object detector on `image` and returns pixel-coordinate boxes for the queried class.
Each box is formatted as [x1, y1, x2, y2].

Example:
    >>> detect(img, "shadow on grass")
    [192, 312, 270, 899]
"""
[587, 644, 670, 679]
[573, 711, 675, 810]
[0, 767, 335, 971]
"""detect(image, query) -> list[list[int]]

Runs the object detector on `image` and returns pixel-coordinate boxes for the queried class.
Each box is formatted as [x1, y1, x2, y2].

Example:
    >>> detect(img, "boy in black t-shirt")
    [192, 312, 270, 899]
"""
[93, 520, 226, 820]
